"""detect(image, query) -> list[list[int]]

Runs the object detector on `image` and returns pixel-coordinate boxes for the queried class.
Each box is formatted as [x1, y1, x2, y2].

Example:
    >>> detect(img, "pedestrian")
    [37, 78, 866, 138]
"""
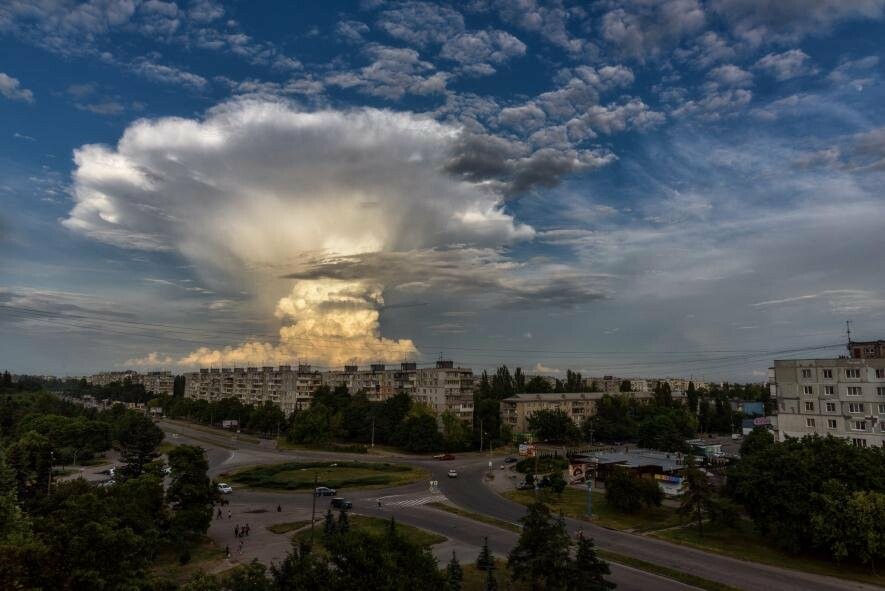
[277, 504, 282, 513]
[245, 523, 250, 536]
[238, 540, 243, 554]
[234, 525, 239, 538]
[377, 498, 382, 508]
[217, 508, 223, 519]
[227, 509, 232, 519]
[225, 545, 230, 560]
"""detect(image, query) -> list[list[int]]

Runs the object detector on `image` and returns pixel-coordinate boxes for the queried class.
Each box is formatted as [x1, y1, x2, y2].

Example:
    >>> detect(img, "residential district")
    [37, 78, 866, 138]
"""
[2, 339, 884, 591]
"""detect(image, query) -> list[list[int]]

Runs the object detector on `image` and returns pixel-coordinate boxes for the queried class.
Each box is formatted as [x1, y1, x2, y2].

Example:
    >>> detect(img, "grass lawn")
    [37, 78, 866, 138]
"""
[150, 535, 225, 586]
[276, 438, 367, 454]
[292, 515, 445, 549]
[157, 441, 179, 455]
[503, 488, 685, 532]
[226, 460, 428, 492]
[426, 502, 521, 533]
[267, 520, 312, 534]
[652, 521, 885, 588]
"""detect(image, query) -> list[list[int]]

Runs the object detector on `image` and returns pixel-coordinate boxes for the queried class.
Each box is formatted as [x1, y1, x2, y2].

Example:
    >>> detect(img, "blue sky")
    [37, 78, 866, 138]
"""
[1, 0, 885, 380]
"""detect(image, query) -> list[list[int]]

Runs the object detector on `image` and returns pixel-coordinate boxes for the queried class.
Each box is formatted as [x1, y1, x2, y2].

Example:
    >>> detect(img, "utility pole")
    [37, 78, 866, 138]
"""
[479, 419, 483, 453]
[310, 472, 318, 544]
[371, 417, 375, 448]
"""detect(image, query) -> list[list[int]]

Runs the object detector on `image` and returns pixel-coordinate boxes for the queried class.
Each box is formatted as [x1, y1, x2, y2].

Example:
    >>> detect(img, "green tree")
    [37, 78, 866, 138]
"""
[686, 381, 698, 413]
[394, 415, 445, 452]
[525, 376, 552, 393]
[569, 534, 616, 591]
[565, 370, 585, 393]
[484, 557, 498, 591]
[117, 413, 164, 479]
[513, 368, 526, 394]
[678, 456, 714, 536]
[508, 502, 572, 591]
[619, 380, 632, 392]
[605, 469, 661, 513]
[323, 508, 337, 540]
[6, 430, 52, 500]
[637, 414, 685, 451]
[166, 445, 221, 539]
[446, 550, 463, 591]
[442, 411, 472, 451]
[739, 427, 774, 457]
[526, 409, 580, 443]
[584, 394, 639, 443]
[476, 536, 493, 571]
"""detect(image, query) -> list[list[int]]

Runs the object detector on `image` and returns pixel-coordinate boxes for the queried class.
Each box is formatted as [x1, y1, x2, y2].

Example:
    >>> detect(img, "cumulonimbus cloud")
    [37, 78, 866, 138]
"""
[64, 98, 556, 366]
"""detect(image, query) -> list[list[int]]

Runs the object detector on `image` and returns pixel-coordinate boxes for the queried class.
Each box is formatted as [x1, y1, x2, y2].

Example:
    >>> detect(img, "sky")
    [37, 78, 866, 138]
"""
[1, 0, 885, 381]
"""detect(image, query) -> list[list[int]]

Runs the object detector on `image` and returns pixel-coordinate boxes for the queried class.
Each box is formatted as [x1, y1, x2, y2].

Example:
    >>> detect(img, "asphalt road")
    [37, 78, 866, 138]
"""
[160, 420, 878, 591]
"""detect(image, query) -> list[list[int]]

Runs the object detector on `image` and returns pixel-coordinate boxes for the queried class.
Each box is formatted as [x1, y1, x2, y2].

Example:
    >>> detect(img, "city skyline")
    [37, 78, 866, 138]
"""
[2, 1, 885, 379]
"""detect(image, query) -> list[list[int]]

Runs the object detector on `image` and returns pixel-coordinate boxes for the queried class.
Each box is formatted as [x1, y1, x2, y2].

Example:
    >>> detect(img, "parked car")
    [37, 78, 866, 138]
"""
[447, 469, 458, 478]
[503, 457, 518, 464]
[330, 497, 353, 510]
[314, 486, 337, 496]
[162, 465, 172, 475]
[433, 454, 456, 461]
[217, 483, 233, 494]
[515, 482, 534, 491]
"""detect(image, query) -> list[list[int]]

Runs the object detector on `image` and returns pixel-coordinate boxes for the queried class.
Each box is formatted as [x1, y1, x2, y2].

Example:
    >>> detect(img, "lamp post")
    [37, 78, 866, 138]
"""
[586, 477, 593, 518]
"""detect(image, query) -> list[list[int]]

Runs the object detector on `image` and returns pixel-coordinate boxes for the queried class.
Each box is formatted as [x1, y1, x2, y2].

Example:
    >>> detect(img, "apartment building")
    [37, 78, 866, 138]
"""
[321, 362, 417, 401]
[183, 364, 321, 416]
[88, 370, 174, 397]
[583, 376, 701, 394]
[501, 390, 685, 433]
[771, 356, 885, 448]
[414, 360, 475, 422]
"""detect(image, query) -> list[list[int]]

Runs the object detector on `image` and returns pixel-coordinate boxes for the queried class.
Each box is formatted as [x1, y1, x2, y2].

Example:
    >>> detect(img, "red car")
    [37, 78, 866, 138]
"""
[433, 453, 456, 461]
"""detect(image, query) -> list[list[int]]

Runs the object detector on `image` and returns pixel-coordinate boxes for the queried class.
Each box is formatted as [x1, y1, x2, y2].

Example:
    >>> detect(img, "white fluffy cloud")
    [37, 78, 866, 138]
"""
[754, 49, 815, 80]
[0, 72, 34, 103]
[65, 99, 540, 365]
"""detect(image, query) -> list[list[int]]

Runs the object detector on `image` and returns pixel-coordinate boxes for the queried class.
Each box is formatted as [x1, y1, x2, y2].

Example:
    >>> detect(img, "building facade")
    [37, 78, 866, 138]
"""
[321, 362, 417, 401]
[87, 370, 174, 397]
[414, 361, 474, 422]
[183, 365, 321, 416]
[771, 357, 885, 448]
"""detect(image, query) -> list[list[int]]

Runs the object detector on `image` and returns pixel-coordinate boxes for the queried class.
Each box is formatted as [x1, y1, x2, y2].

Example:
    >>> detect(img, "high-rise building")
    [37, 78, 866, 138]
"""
[771, 353, 885, 448]
[183, 364, 321, 416]
[414, 360, 474, 422]
[87, 370, 174, 397]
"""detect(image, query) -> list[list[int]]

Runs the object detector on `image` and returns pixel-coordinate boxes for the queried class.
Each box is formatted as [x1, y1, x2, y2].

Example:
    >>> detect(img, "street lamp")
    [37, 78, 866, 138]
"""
[586, 477, 593, 518]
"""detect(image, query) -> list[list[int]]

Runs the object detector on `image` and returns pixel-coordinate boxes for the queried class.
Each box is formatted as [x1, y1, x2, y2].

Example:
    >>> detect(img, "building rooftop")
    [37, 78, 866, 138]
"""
[573, 448, 685, 472]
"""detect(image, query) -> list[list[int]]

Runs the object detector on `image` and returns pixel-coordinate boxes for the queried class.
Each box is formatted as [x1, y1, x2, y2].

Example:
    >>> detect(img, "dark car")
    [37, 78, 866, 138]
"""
[433, 453, 456, 461]
[314, 486, 337, 496]
[503, 457, 518, 464]
[330, 497, 352, 509]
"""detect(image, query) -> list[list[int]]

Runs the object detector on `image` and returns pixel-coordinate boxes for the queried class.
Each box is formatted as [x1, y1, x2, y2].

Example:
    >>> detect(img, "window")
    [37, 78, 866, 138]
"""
[828, 419, 838, 429]
[879, 387, 885, 397]
[824, 386, 835, 396]
[846, 369, 861, 379]
[849, 403, 864, 413]
[801, 369, 812, 379]
[806, 418, 815, 428]
[852, 438, 868, 448]
[805, 401, 814, 411]
[881, 421, 885, 432]
[803, 385, 814, 395]
[852, 421, 867, 431]
[848, 386, 863, 396]
[877, 369, 885, 379]
[879, 403, 885, 414]
[822, 369, 833, 379]
[826, 402, 836, 412]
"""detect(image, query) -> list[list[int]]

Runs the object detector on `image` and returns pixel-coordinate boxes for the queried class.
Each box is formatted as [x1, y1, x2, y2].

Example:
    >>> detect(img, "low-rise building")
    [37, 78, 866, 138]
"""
[771, 353, 885, 448]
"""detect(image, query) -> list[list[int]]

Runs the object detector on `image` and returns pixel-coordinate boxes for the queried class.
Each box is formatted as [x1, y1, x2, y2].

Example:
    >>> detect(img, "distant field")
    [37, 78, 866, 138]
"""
[226, 460, 428, 491]
[292, 514, 445, 549]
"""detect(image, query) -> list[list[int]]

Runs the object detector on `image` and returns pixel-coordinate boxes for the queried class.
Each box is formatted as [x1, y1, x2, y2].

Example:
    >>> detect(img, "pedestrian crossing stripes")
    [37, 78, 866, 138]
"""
[385, 494, 446, 508]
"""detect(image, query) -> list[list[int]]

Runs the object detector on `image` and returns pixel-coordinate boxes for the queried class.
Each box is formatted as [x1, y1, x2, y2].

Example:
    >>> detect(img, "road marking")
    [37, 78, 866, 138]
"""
[384, 494, 447, 508]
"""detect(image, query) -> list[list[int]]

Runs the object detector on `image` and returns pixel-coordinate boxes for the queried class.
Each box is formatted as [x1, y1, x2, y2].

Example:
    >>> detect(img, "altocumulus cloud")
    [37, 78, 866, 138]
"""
[64, 98, 573, 367]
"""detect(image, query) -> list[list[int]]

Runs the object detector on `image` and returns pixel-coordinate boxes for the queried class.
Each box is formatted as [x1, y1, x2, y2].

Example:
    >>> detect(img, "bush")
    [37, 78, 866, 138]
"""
[549, 473, 567, 494]
[605, 469, 662, 513]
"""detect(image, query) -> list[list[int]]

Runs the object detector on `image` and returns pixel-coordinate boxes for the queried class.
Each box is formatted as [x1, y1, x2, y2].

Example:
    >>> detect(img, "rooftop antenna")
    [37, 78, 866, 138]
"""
[846, 320, 852, 345]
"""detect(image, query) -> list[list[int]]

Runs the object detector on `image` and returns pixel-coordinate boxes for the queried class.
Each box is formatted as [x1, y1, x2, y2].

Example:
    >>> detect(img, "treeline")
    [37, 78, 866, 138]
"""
[156, 395, 287, 438]
[727, 430, 885, 568]
[0, 388, 222, 589]
[59, 376, 155, 404]
[286, 386, 473, 453]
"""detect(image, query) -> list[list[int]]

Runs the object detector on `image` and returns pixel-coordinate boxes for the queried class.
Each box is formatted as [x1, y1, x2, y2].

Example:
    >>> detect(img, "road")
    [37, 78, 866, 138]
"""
[160, 420, 877, 591]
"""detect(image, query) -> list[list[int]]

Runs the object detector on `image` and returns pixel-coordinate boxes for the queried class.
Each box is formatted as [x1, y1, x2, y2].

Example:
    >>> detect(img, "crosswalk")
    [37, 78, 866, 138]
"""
[384, 494, 447, 508]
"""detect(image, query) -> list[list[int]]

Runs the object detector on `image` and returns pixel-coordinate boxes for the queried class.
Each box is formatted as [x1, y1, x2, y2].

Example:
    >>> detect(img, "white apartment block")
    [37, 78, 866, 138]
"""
[88, 370, 174, 397]
[321, 362, 417, 401]
[183, 365, 321, 416]
[771, 358, 885, 448]
[414, 361, 475, 422]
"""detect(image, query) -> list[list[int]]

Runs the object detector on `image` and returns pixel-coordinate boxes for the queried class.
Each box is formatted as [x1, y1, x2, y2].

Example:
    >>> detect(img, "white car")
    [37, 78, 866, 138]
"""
[217, 483, 233, 494]
[447, 469, 458, 478]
